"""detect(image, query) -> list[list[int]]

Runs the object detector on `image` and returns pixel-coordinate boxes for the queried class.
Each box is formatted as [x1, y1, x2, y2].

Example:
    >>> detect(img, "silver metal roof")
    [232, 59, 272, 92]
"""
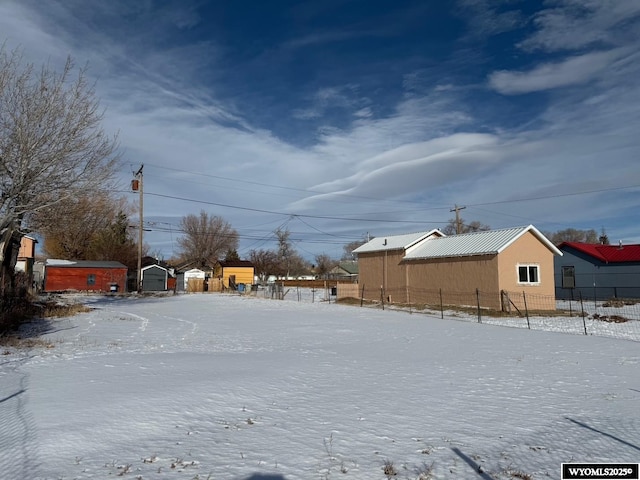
[353, 229, 443, 254]
[404, 225, 562, 260]
[45, 259, 128, 268]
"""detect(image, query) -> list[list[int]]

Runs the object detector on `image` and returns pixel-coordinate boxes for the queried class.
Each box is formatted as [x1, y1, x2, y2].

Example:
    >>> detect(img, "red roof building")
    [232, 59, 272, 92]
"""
[555, 242, 640, 300]
[44, 260, 128, 293]
[559, 242, 640, 263]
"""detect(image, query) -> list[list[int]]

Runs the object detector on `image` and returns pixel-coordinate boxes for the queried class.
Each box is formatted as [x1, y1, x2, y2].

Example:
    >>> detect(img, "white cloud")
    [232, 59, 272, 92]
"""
[488, 48, 627, 94]
[519, 0, 640, 52]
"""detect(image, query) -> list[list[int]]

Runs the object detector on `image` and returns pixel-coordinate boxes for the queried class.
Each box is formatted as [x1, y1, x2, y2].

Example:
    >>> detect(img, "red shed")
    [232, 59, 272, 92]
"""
[44, 259, 128, 293]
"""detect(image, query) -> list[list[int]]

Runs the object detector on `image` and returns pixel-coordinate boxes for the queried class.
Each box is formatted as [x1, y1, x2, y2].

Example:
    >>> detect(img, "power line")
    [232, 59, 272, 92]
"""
[141, 190, 444, 224]
[142, 161, 441, 207]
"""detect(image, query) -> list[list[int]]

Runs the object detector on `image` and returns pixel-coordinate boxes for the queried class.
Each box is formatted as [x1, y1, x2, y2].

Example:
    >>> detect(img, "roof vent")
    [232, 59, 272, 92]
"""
[618, 240, 623, 250]
[383, 238, 387, 246]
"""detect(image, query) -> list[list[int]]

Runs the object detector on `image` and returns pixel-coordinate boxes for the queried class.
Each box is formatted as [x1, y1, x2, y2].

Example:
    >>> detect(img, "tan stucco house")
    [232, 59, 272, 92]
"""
[353, 229, 444, 298]
[354, 225, 562, 311]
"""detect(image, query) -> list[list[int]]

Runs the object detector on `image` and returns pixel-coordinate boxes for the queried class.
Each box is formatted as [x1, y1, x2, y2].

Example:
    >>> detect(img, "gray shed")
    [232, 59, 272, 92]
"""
[141, 264, 168, 292]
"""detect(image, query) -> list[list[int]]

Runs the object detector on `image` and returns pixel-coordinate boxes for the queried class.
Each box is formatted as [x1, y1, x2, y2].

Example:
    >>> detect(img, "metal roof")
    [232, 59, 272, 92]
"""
[45, 259, 127, 268]
[404, 225, 562, 260]
[353, 229, 443, 254]
[560, 242, 640, 263]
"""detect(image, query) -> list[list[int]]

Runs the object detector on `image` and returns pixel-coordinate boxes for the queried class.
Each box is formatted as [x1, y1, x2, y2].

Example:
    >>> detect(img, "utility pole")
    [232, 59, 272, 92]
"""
[134, 164, 144, 292]
[450, 204, 466, 234]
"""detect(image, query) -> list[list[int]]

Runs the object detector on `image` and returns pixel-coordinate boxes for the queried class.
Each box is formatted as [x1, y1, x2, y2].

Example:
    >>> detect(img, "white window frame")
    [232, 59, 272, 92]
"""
[517, 264, 540, 285]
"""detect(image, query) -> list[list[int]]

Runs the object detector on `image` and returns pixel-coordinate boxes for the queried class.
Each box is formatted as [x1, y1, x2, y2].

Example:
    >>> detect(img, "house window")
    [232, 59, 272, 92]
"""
[87, 274, 96, 286]
[562, 266, 575, 288]
[517, 264, 539, 284]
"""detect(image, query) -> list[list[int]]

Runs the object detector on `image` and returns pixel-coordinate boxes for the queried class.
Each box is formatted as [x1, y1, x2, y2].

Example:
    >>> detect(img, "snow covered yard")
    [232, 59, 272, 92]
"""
[1, 293, 638, 479]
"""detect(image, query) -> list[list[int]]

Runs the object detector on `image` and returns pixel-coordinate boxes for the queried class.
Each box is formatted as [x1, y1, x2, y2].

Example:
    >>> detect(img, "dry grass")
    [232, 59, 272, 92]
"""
[591, 313, 630, 323]
[0, 297, 92, 348]
[602, 298, 638, 307]
[40, 301, 92, 318]
[1, 336, 58, 353]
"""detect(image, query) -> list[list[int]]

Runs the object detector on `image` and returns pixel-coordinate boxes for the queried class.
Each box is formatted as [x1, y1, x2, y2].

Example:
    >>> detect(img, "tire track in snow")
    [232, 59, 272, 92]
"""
[99, 307, 199, 350]
[0, 361, 41, 479]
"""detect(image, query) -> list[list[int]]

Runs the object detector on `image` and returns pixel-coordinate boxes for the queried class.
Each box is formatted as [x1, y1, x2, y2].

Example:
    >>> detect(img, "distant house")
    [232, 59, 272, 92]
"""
[328, 261, 359, 282]
[354, 225, 562, 311]
[44, 260, 128, 293]
[15, 235, 38, 284]
[214, 260, 255, 291]
[555, 242, 640, 300]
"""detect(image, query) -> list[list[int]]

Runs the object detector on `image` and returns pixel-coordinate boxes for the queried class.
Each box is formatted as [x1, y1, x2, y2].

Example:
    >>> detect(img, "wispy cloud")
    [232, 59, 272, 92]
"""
[1, 0, 639, 258]
[488, 48, 630, 94]
[519, 0, 640, 52]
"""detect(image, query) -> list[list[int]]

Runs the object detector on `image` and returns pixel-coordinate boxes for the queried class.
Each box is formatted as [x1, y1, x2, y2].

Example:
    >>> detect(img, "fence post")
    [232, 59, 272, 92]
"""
[523, 291, 530, 329]
[380, 286, 385, 310]
[579, 290, 587, 335]
[476, 288, 482, 323]
[439, 288, 444, 319]
[360, 284, 365, 307]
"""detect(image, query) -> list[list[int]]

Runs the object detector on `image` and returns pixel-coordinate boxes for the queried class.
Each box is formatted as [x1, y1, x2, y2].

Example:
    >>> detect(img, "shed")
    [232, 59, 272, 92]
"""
[214, 260, 255, 290]
[141, 264, 169, 292]
[183, 268, 206, 292]
[355, 225, 562, 311]
[44, 260, 128, 293]
[555, 242, 640, 300]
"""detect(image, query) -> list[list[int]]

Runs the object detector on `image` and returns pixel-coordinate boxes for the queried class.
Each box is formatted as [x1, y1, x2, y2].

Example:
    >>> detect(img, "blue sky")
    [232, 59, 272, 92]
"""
[2, 0, 640, 261]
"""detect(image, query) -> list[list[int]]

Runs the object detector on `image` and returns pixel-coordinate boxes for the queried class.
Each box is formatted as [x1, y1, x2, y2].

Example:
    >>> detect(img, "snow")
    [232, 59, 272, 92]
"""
[45, 259, 76, 266]
[1, 292, 639, 479]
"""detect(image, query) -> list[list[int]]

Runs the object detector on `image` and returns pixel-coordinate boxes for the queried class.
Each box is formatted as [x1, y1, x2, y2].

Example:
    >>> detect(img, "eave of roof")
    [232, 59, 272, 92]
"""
[353, 229, 444, 254]
[218, 260, 254, 267]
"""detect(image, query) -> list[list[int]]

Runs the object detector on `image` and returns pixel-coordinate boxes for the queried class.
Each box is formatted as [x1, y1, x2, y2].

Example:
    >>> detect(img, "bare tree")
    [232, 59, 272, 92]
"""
[442, 218, 490, 235]
[342, 237, 368, 260]
[249, 248, 279, 282]
[314, 253, 337, 279]
[542, 228, 599, 245]
[177, 211, 238, 266]
[0, 46, 119, 292]
[274, 226, 293, 277]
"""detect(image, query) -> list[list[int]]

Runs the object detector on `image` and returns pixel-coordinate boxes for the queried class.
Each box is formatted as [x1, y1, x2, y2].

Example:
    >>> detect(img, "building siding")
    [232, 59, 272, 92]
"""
[357, 250, 406, 299]
[45, 267, 127, 293]
[406, 255, 500, 309]
[221, 266, 254, 289]
[554, 247, 640, 300]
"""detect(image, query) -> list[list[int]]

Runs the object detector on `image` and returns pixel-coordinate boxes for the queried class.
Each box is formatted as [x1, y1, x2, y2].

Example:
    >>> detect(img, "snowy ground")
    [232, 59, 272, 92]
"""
[1, 292, 639, 479]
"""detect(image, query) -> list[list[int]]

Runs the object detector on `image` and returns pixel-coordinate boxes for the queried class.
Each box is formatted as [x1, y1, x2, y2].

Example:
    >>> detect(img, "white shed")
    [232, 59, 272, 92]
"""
[183, 268, 205, 291]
